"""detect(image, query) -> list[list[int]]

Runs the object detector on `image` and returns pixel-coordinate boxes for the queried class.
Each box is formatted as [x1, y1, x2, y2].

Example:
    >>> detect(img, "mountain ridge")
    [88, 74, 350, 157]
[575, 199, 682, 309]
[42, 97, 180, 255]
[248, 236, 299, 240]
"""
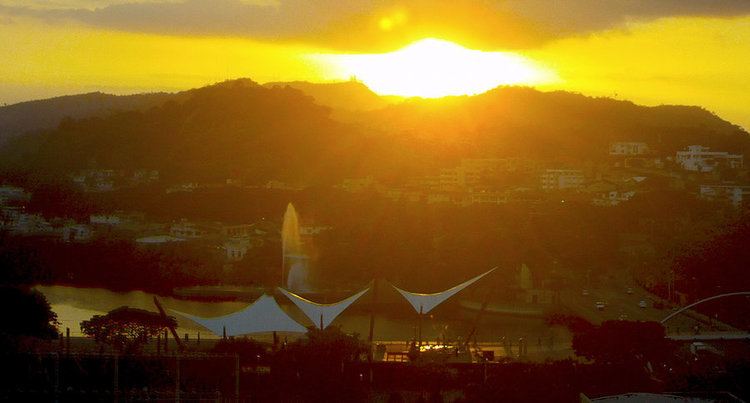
[1, 79, 747, 187]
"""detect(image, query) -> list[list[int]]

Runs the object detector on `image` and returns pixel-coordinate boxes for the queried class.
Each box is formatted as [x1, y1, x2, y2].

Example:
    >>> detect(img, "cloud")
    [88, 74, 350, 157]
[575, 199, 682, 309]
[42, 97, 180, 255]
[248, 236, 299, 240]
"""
[1, 0, 749, 51]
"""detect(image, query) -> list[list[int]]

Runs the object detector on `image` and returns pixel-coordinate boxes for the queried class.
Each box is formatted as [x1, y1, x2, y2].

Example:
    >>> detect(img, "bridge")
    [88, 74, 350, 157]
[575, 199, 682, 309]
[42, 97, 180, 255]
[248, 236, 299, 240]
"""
[666, 332, 750, 341]
[661, 291, 750, 341]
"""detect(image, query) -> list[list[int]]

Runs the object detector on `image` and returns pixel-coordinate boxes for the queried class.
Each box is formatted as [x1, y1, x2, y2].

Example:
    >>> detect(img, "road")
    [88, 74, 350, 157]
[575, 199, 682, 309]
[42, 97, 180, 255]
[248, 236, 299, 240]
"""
[559, 274, 735, 334]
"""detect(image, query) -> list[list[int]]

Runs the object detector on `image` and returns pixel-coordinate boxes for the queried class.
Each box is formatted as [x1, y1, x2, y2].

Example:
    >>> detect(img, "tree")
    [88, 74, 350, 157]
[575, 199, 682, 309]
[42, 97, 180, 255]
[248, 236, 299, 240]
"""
[0, 286, 58, 351]
[273, 327, 369, 401]
[572, 320, 674, 365]
[212, 337, 267, 366]
[80, 306, 176, 353]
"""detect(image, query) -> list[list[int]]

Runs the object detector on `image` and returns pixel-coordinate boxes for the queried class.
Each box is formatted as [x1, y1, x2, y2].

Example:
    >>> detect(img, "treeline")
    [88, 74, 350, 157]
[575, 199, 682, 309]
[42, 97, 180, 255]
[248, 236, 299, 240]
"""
[0, 181, 730, 296]
[670, 211, 750, 328]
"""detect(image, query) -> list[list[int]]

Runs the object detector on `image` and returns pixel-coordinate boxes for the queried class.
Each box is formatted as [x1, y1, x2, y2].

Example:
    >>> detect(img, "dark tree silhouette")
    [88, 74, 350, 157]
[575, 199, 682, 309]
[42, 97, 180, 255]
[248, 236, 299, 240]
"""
[80, 306, 176, 353]
[0, 286, 58, 352]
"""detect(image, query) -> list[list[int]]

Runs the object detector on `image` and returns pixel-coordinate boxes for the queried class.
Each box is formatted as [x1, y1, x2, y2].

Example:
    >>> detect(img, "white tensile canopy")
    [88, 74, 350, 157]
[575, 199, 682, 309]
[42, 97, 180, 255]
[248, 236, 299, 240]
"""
[277, 287, 370, 329]
[392, 268, 496, 314]
[170, 294, 307, 336]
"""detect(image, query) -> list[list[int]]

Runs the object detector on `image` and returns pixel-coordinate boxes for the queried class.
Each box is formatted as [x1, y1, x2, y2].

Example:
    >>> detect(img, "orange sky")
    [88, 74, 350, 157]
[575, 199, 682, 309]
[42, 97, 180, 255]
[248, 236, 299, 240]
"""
[0, 1, 749, 129]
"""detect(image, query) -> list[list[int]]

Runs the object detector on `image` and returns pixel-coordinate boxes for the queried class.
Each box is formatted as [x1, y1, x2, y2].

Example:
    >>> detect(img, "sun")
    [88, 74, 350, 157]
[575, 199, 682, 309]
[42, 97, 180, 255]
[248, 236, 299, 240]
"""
[316, 38, 556, 98]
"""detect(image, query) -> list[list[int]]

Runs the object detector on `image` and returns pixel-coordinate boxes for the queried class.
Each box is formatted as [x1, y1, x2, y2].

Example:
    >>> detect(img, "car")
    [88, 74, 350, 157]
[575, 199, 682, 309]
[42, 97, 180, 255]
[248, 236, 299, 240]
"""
[595, 301, 606, 310]
[626, 287, 633, 295]
[618, 313, 629, 320]
[639, 300, 648, 308]
[582, 289, 590, 296]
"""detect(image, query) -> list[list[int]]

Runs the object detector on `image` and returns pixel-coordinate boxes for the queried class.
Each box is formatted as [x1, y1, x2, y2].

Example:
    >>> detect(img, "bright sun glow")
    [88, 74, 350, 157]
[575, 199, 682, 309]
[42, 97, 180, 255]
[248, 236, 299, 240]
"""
[317, 38, 556, 98]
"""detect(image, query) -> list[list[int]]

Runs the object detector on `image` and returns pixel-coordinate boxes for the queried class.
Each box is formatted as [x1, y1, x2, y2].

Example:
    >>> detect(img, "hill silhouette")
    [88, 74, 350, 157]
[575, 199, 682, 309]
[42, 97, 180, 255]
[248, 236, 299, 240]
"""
[1, 79, 748, 186]
[354, 87, 749, 164]
[264, 80, 394, 112]
[0, 79, 376, 185]
[0, 91, 176, 144]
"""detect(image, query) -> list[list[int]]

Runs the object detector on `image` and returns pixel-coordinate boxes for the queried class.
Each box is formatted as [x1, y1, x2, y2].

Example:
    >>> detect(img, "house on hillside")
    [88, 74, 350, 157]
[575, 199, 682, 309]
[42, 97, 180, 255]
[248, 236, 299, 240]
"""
[224, 238, 253, 262]
[676, 145, 743, 172]
[609, 142, 650, 156]
[169, 219, 217, 239]
[541, 169, 585, 190]
[699, 183, 750, 208]
[0, 186, 31, 205]
[61, 224, 94, 243]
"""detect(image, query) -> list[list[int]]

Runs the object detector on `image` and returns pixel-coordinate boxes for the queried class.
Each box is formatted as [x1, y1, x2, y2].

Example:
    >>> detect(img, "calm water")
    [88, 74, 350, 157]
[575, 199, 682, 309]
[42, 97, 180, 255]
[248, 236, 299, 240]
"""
[37, 285, 565, 344]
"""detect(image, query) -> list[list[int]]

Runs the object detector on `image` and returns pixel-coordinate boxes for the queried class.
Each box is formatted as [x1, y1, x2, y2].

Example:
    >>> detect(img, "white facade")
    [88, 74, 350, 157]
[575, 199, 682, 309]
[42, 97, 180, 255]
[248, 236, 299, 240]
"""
[339, 176, 375, 192]
[224, 238, 251, 261]
[592, 190, 636, 207]
[469, 191, 507, 205]
[170, 219, 210, 238]
[90, 214, 122, 225]
[3, 212, 53, 235]
[62, 224, 94, 242]
[676, 145, 743, 172]
[699, 184, 750, 208]
[541, 169, 585, 190]
[0, 186, 31, 204]
[299, 225, 332, 236]
[609, 142, 650, 155]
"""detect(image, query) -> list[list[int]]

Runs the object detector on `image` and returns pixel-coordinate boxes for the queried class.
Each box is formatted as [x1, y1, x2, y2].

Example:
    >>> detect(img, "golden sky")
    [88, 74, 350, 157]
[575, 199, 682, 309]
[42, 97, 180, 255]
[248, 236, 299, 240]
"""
[1, 1, 749, 129]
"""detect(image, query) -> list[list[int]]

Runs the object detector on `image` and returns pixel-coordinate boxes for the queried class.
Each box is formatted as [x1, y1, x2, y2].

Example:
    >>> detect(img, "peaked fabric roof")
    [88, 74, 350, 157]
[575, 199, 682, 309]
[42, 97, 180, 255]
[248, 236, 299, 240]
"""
[170, 294, 307, 336]
[392, 268, 496, 314]
[277, 287, 369, 329]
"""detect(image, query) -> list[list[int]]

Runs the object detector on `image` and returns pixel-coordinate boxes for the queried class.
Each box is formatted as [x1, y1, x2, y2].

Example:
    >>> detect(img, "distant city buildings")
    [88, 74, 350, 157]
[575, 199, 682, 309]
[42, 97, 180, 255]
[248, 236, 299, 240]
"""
[699, 184, 750, 208]
[541, 169, 585, 191]
[61, 223, 94, 243]
[676, 145, 743, 172]
[224, 238, 252, 262]
[70, 169, 159, 192]
[609, 142, 650, 156]
[0, 186, 31, 205]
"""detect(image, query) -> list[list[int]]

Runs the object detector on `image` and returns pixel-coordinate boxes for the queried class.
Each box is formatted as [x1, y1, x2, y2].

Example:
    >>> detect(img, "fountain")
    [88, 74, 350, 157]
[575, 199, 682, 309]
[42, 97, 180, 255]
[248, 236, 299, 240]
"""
[281, 203, 311, 292]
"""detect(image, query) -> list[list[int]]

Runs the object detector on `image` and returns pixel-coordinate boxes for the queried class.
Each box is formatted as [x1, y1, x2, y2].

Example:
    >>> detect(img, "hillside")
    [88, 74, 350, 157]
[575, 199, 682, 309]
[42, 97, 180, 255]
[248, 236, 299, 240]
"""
[0, 80, 375, 185]
[353, 87, 750, 163]
[0, 92, 176, 143]
[1, 80, 748, 187]
[264, 80, 395, 112]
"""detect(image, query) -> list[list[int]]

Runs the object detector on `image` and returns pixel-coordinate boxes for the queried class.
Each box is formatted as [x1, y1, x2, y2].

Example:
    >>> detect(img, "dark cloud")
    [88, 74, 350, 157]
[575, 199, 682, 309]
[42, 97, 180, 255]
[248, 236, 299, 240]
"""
[1, 0, 749, 50]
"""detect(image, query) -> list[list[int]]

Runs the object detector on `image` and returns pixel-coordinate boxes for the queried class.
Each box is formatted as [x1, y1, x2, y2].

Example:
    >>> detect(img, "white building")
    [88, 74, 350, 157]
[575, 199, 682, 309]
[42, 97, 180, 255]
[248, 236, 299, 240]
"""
[699, 184, 750, 208]
[609, 142, 650, 155]
[0, 186, 31, 205]
[224, 238, 252, 262]
[592, 190, 636, 207]
[169, 219, 212, 239]
[5, 212, 53, 235]
[541, 169, 585, 190]
[61, 224, 94, 242]
[220, 223, 255, 238]
[299, 225, 332, 236]
[469, 190, 507, 205]
[339, 176, 375, 193]
[90, 214, 122, 225]
[676, 145, 743, 172]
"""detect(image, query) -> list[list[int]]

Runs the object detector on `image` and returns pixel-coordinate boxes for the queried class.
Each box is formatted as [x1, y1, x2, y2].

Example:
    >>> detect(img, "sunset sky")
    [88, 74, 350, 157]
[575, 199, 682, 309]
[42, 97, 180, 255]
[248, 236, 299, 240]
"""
[1, 0, 749, 129]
